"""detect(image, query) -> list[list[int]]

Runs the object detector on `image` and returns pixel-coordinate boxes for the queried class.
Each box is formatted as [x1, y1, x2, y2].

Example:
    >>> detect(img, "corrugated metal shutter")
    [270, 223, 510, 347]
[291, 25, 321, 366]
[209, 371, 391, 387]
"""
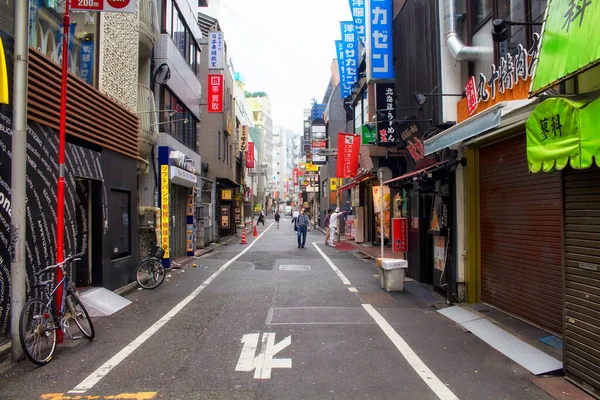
[479, 134, 563, 334]
[169, 185, 188, 258]
[564, 167, 600, 396]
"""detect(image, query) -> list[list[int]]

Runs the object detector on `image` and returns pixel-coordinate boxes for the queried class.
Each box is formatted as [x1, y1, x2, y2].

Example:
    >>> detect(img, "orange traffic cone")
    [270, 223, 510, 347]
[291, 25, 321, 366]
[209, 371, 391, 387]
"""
[241, 229, 247, 244]
[253, 224, 258, 237]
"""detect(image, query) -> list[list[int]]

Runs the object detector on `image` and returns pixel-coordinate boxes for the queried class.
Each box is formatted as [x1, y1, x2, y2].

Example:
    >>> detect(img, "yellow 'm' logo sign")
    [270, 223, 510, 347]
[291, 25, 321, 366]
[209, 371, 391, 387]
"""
[0, 36, 8, 105]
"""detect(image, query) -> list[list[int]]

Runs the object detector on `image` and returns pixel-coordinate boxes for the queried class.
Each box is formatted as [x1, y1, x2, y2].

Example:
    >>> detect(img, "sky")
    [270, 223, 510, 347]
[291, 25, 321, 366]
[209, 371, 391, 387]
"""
[201, 0, 352, 133]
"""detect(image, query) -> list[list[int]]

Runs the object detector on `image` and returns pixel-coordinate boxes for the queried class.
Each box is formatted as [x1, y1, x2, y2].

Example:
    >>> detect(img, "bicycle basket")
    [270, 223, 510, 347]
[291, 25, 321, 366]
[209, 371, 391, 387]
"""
[154, 246, 165, 259]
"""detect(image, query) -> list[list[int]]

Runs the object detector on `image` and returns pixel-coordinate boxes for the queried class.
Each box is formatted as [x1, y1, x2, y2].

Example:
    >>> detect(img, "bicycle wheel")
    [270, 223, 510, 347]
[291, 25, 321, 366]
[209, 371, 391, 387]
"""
[136, 259, 166, 289]
[66, 293, 95, 340]
[19, 298, 56, 365]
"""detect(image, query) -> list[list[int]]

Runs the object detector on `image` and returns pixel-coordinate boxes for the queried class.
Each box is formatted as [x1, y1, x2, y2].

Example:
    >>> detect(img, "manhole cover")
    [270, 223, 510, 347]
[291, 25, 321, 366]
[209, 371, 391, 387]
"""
[279, 264, 312, 271]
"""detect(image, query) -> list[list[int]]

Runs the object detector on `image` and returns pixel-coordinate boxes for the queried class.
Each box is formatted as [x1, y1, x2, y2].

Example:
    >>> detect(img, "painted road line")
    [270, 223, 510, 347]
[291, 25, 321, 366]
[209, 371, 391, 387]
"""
[362, 304, 459, 400]
[42, 393, 157, 399]
[68, 224, 274, 395]
[312, 243, 351, 285]
[348, 287, 358, 293]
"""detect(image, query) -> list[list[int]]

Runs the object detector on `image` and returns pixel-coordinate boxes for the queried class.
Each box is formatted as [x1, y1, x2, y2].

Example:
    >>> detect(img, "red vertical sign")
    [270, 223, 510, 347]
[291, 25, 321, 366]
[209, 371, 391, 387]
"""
[292, 168, 299, 186]
[465, 76, 478, 116]
[392, 217, 408, 252]
[208, 74, 223, 113]
[246, 142, 254, 168]
[336, 133, 360, 178]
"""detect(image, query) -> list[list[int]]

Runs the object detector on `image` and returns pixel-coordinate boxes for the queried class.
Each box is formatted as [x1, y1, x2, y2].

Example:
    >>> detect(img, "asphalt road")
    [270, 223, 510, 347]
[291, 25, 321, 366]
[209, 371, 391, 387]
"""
[0, 219, 552, 400]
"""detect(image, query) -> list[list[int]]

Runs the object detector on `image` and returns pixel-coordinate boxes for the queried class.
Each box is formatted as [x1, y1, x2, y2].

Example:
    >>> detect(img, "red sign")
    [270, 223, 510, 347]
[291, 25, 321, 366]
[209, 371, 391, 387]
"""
[336, 133, 360, 178]
[246, 142, 254, 168]
[312, 139, 327, 149]
[465, 76, 478, 116]
[292, 168, 299, 186]
[392, 217, 408, 252]
[71, 0, 136, 12]
[208, 74, 223, 113]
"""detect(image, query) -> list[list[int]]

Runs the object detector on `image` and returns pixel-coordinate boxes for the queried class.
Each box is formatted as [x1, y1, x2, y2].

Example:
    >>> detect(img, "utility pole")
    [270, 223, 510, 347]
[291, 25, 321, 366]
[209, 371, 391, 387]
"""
[10, 0, 30, 361]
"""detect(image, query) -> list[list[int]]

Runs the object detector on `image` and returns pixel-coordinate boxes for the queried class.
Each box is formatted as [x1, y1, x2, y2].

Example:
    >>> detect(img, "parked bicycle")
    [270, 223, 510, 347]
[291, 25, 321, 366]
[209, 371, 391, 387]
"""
[135, 230, 166, 289]
[19, 252, 95, 365]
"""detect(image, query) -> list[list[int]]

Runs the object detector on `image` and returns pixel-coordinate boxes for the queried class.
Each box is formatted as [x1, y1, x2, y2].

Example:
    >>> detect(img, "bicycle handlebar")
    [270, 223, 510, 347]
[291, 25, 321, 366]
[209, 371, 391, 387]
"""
[35, 251, 86, 276]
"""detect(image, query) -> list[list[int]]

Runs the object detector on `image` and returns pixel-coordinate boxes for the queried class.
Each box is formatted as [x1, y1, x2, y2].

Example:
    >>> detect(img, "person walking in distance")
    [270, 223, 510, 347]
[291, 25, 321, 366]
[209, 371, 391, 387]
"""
[274, 210, 281, 229]
[257, 210, 265, 226]
[296, 209, 310, 248]
[328, 208, 346, 247]
[324, 209, 333, 246]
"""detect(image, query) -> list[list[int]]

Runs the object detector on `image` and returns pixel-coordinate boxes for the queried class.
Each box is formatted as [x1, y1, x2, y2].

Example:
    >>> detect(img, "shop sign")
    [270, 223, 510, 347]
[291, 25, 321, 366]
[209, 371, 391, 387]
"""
[221, 189, 233, 201]
[208, 74, 223, 113]
[392, 217, 407, 252]
[376, 83, 397, 143]
[186, 190, 194, 255]
[0, 35, 9, 105]
[208, 31, 224, 70]
[303, 120, 311, 141]
[465, 76, 478, 116]
[220, 205, 230, 228]
[339, 21, 359, 98]
[336, 133, 360, 178]
[79, 41, 94, 86]
[429, 180, 450, 234]
[348, 0, 366, 44]
[169, 150, 195, 173]
[400, 123, 424, 164]
[530, 0, 600, 95]
[345, 216, 355, 240]
[235, 207, 241, 223]
[372, 185, 391, 240]
[365, 0, 394, 82]
[434, 236, 446, 271]
[306, 162, 319, 172]
[292, 168, 299, 186]
[254, 203, 261, 211]
[71, 0, 137, 13]
[246, 142, 254, 168]
[160, 165, 170, 259]
[169, 166, 197, 188]
[239, 125, 249, 152]
[361, 124, 376, 145]
[335, 41, 353, 98]
[330, 178, 342, 191]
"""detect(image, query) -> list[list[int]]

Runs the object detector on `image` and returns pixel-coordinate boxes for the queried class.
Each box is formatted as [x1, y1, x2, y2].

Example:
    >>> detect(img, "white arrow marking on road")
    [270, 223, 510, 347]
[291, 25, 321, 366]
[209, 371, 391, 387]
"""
[235, 333, 292, 379]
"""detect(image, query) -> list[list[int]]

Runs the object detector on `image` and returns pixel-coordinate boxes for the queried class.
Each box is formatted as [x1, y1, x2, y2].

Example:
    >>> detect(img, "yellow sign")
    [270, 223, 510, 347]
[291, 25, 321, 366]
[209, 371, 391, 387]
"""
[160, 165, 170, 259]
[306, 163, 319, 172]
[221, 189, 233, 200]
[330, 178, 341, 191]
[0, 37, 9, 105]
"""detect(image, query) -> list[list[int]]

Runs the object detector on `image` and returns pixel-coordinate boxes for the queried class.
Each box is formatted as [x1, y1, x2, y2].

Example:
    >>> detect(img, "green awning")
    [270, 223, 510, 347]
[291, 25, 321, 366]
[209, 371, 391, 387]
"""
[526, 96, 600, 172]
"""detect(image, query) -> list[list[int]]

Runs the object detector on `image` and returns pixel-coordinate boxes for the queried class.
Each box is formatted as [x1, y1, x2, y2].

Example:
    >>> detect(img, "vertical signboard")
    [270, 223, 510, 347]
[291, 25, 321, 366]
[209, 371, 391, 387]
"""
[79, 41, 94, 85]
[336, 133, 361, 178]
[392, 217, 407, 252]
[311, 118, 327, 166]
[375, 83, 397, 143]
[208, 31, 224, 70]
[365, 0, 394, 82]
[239, 125, 248, 152]
[246, 142, 255, 168]
[399, 122, 425, 165]
[348, 0, 366, 44]
[208, 74, 223, 113]
[220, 205, 230, 229]
[186, 189, 194, 256]
[465, 76, 478, 116]
[335, 40, 353, 98]
[340, 21, 358, 97]
[293, 168, 299, 186]
[160, 165, 170, 263]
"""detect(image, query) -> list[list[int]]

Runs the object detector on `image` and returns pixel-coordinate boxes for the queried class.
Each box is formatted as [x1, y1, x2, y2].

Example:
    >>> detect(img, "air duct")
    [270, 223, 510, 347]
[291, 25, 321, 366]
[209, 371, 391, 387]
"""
[443, 0, 481, 62]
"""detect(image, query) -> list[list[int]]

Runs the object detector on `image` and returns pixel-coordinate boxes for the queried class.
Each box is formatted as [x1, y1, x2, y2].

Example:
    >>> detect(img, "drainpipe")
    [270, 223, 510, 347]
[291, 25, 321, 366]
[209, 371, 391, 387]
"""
[443, 0, 481, 62]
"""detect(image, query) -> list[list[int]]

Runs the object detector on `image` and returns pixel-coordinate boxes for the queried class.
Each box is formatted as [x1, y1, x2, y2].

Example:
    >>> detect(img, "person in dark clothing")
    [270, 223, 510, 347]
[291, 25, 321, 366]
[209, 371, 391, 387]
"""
[295, 209, 310, 248]
[274, 211, 281, 228]
[257, 210, 265, 225]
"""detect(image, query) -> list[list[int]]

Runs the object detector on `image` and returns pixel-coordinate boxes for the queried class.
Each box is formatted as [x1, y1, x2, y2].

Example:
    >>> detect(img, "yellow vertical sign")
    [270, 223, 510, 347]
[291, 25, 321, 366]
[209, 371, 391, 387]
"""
[160, 165, 170, 259]
[0, 37, 9, 105]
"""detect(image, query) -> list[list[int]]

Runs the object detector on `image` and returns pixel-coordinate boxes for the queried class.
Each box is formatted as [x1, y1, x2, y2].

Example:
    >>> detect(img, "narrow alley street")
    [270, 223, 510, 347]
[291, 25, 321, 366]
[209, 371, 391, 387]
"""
[0, 221, 552, 400]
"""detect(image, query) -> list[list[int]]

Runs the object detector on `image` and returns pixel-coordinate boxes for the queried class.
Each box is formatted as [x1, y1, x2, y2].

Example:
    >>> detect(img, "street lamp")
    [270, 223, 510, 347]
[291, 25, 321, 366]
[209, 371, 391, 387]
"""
[414, 91, 465, 106]
[491, 19, 542, 43]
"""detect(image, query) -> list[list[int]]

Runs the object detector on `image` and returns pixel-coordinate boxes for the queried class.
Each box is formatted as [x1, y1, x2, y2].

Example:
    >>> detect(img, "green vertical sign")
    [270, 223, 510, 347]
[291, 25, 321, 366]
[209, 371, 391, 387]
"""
[361, 124, 376, 145]
[531, 0, 600, 94]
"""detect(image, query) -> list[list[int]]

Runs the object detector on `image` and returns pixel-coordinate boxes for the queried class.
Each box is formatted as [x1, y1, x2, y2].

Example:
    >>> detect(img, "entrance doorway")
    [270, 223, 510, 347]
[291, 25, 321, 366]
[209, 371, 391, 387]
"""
[74, 179, 103, 287]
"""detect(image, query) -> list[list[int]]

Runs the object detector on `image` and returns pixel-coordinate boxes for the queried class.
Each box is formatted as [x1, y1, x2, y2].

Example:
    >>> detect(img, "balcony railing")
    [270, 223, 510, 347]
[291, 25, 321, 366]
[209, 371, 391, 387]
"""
[137, 84, 159, 160]
[139, 0, 159, 44]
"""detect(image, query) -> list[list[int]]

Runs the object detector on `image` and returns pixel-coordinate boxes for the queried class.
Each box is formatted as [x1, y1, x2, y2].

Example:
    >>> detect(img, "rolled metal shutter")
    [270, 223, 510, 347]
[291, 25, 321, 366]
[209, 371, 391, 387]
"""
[479, 134, 562, 334]
[169, 185, 188, 258]
[564, 167, 600, 396]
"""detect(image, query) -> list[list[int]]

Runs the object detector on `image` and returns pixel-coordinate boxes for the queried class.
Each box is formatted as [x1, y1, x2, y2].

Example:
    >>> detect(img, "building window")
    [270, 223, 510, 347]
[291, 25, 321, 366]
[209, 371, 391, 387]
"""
[28, 3, 99, 86]
[109, 189, 130, 260]
[496, 0, 545, 57]
[159, 87, 198, 151]
[162, 0, 200, 75]
[471, 0, 493, 31]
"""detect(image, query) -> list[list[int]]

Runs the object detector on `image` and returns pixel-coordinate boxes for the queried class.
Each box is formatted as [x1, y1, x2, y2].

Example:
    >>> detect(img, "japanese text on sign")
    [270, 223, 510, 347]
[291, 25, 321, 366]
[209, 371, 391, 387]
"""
[339, 22, 359, 98]
[160, 165, 170, 259]
[367, 0, 394, 81]
[208, 31, 224, 69]
[239, 125, 249, 152]
[348, 0, 366, 44]
[376, 83, 397, 143]
[208, 74, 223, 113]
[71, 0, 137, 13]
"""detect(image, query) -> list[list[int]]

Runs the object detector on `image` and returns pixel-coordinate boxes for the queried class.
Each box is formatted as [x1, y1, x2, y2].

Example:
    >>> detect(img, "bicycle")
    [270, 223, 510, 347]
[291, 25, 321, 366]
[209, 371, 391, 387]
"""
[19, 252, 95, 365]
[135, 232, 166, 290]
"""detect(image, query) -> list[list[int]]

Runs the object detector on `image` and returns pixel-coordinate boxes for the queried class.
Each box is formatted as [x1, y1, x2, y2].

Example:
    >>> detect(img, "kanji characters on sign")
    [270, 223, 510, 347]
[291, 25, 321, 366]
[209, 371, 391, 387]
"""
[207, 74, 223, 113]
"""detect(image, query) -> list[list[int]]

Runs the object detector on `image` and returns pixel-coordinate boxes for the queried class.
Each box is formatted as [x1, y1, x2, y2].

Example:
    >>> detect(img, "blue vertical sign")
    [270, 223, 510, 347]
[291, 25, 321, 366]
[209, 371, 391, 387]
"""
[349, 0, 366, 45]
[340, 21, 358, 98]
[79, 41, 94, 85]
[366, 0, 394, 82]
[335, 40, 351, 99]
[57, 23, 77, 69]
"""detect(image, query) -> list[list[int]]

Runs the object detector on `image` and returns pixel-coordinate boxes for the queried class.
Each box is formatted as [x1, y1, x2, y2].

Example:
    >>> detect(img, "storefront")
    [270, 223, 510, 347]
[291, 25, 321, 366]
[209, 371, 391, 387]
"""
[216, 178, 241, 238]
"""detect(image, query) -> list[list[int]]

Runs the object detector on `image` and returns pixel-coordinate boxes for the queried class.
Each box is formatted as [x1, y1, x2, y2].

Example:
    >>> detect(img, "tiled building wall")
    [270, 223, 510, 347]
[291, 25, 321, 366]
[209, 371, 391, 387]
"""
[99, 13, 139, 112]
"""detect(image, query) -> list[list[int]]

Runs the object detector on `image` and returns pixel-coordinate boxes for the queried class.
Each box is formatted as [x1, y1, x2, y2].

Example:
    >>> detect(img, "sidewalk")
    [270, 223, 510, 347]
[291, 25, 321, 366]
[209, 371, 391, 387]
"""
[315, 226, 397, 260]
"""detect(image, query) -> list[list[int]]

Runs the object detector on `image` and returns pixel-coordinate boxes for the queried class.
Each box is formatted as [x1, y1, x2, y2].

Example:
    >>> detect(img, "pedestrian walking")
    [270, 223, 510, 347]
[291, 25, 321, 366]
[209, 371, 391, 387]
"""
[328, 208, 346, 247]
[257, 210, 265, 226]
[274, 211, 281, 228]
[295, 209, 310, 248]
[324, 209, 332, 245]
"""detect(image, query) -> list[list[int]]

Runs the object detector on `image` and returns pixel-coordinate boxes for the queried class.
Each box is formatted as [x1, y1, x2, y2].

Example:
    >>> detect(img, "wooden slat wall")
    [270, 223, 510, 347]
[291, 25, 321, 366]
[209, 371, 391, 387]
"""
[27, 49, 139, 159]
[564, 167, 600, 395]
[479, 134, 563, 334]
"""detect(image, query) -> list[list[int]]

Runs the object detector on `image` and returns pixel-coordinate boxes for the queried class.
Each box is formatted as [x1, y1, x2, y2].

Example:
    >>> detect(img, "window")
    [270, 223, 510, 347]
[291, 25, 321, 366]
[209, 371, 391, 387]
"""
[109, 189, 130, 260]
[472, 0, 493, 30]
[162, 1, 200, 75]
[159, 87, 197, 151]
[496, 0, 545, 57]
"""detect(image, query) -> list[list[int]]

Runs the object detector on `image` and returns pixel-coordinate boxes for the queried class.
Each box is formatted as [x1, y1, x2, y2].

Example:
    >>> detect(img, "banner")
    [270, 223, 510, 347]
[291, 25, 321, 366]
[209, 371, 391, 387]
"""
[530, 0, 600, 95]
[239, 125, 248, 152]
[208, 31, 225, 70]
[208, 74, 223, 113]
[79, 41, 94, 85]
[246, 142, 254, 168]
[365, 0, 394, 81]
[336, 133, 360, 178]
[361, 124, 376, 145]
[292, 168, 299, 186]
[340, 21, 358, 97]
[375, 83, 397, 143]
[372, 185, 391, 240]
[392, 218, 407, 252]
[335, 41, 353, 98]
[349, 0, 366, 44]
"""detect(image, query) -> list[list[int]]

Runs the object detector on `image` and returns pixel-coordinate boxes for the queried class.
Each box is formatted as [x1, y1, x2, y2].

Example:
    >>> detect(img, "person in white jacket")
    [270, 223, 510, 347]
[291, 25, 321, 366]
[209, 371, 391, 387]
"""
[328, 208, 346, 247]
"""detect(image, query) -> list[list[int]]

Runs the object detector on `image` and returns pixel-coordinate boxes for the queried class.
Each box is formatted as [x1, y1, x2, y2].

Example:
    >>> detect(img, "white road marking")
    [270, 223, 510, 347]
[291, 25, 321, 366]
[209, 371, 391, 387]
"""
[312, 243, 351, 285]
[235, 332, 292, 379]
[68, 223, 274, 394]
[362, 304, 459, 400]
[348, 287, 358, 293]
